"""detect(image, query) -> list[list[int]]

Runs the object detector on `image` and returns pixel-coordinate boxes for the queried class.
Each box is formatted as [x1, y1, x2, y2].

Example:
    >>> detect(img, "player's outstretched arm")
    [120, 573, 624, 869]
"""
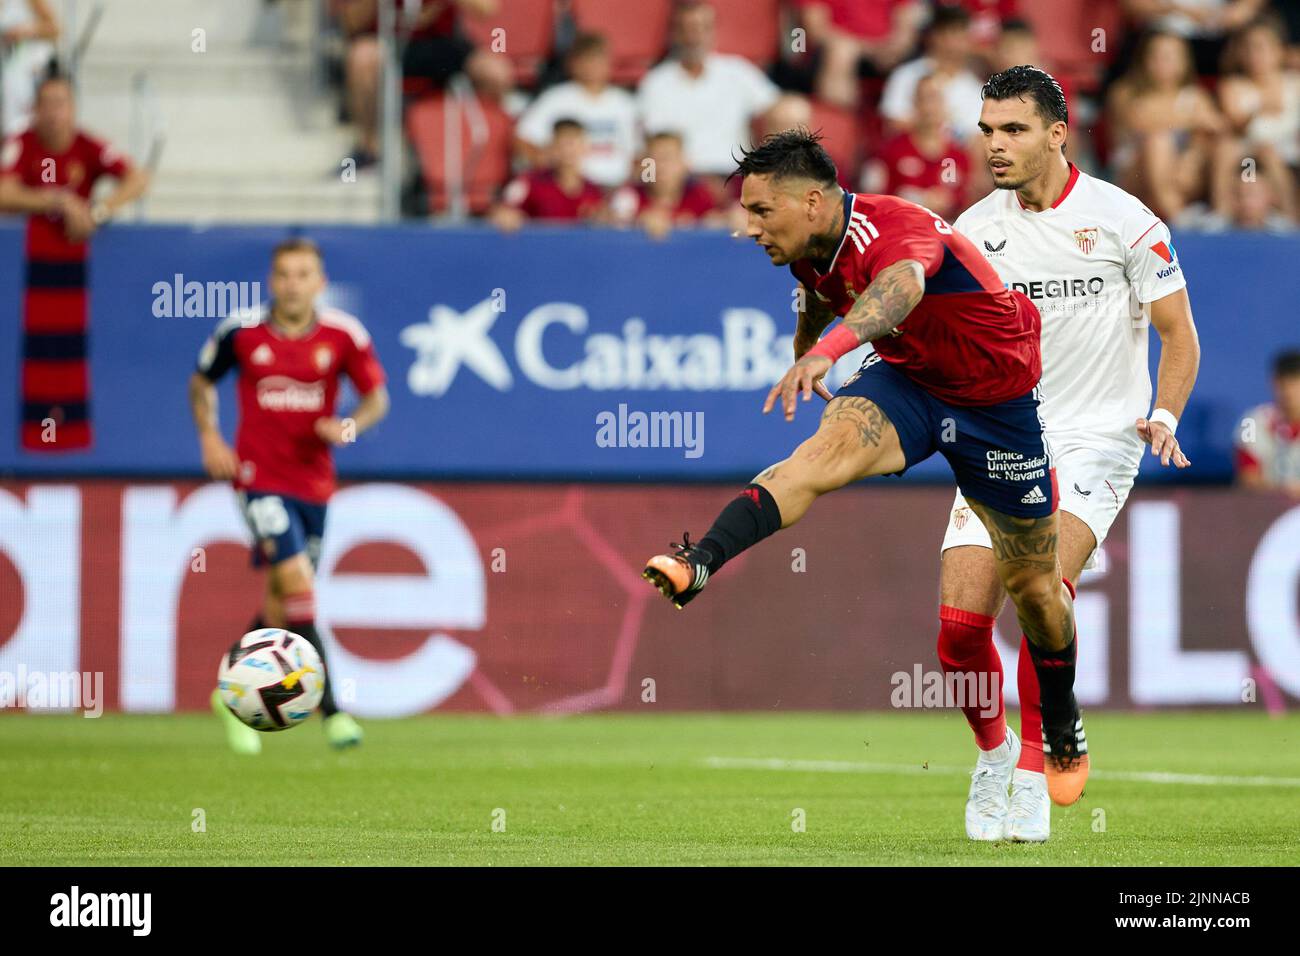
[764, 260, 925, 421]
[188, 371, 239, 480]
[1137, 288, 1200, 468]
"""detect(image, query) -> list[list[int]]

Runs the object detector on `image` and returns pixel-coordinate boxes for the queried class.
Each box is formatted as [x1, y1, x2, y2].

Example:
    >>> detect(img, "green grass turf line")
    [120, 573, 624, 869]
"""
[1, 712, 1297, 866]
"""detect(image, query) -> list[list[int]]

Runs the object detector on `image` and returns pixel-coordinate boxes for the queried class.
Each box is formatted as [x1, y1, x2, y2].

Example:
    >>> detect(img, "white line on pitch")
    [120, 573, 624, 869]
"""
[701, 757, 1300, 788]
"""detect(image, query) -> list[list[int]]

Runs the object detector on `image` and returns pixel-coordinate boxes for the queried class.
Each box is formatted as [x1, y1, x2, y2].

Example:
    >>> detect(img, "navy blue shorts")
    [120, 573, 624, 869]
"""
[237, 490, 327, 568]
[835, 353, 1057, 518]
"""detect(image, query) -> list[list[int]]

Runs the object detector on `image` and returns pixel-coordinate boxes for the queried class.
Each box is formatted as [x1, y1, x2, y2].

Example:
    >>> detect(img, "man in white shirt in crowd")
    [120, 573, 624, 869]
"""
[637, 0, 782, 186]
[514, 32, 639, 189]
[880, 5, 984, 145]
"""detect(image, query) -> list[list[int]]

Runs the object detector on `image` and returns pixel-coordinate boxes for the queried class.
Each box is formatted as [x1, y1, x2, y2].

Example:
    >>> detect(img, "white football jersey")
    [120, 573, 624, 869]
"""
[953, 165, 1187, 454]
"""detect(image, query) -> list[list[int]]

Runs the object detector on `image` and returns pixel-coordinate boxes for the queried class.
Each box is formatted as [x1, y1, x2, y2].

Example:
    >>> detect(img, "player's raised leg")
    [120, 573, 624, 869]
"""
[963, 499, 1088, 806]
[643, 395, 906, 606]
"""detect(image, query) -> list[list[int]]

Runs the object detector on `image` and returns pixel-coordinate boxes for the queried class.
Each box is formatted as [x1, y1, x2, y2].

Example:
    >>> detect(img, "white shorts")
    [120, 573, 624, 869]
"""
[940, 441, 1140, 571]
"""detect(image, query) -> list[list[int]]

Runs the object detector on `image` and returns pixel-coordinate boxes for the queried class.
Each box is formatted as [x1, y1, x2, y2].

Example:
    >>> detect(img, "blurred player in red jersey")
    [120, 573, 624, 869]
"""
[190, 238, 389, 754]
[489, 118, 605, 231]
[0, 74, 150, 451]
[644, 130, 1088, 806]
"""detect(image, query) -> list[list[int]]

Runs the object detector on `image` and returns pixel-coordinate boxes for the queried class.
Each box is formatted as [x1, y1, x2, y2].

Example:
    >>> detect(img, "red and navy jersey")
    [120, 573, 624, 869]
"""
[790, 192, 1041, 406]
[197, 306, 386, 504]
[1, 129, 131, 258]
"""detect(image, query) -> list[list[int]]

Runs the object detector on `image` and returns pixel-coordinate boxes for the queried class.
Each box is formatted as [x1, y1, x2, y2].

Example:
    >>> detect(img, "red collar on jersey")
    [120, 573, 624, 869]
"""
[809, 190, 857, 277]
[1016, 162, 1079, 212]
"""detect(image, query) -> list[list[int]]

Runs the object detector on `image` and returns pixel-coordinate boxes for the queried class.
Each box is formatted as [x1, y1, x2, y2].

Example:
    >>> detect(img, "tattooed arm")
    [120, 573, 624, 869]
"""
[793, 284, 837, 355]
[839, 259, 926, 345]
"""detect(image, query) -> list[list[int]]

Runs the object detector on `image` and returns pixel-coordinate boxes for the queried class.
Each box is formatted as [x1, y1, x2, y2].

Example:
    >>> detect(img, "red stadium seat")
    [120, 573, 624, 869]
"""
[710, 0, 781, 65]
[809, 99, 861, 188]
[1017, 0, 1122, 94]
[460, 0, 556, 88]
[570, 0, 672, 85]
[406, 92, 514, 215]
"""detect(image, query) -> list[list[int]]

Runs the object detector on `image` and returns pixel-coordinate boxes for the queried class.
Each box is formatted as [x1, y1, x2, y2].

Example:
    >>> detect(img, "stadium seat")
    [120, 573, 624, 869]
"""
[710, 0, 781, 66]
[460, 0, 555, 88]
[406, 92, 514, 216]
[571, 0, 673, 85]
[808, 99, 861, 188]
[1018, 0, 1122, 94]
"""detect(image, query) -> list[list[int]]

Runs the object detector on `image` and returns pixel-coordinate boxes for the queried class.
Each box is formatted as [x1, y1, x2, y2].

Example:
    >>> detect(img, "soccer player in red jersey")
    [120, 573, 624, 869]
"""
[190, 238, 389, 753]
[0, 74, 150, 451]
[644, 130, 1089, 803]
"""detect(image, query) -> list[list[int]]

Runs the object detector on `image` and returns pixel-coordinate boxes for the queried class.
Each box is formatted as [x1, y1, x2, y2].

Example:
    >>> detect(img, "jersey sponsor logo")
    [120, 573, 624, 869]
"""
[983, 239, 1006, 254]
[255, 376, 325, 412]
[1072, 482, 1092, 497]
[1009, 277, 1105, 300]
[846, 210, 880, 254]
[251, 343, 274, 365]
[1150, 239, 1180, 279]
[1073, 227, 1099, 255]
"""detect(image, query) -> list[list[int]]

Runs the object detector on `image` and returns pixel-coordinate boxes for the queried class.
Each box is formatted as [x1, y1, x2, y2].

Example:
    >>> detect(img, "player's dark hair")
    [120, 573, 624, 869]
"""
[271, 237, 323, 265]
[1274, 349, 1300, 379]
[928, 4, 971, 33]
[568, 32, 607, 58]
[552, 117, 586, 136]
[982, 64, 1068, 129]
[729, 127, 838, 187]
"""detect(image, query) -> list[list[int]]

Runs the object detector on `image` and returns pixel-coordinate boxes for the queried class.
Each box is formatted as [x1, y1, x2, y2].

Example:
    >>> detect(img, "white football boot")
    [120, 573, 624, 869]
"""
[965, 727, 1020, 841]
[1004, 767, 1051, 842]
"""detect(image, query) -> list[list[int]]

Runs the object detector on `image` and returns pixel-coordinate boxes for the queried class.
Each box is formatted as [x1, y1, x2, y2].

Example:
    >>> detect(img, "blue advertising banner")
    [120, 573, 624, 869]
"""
[0, 222, 1294, 482]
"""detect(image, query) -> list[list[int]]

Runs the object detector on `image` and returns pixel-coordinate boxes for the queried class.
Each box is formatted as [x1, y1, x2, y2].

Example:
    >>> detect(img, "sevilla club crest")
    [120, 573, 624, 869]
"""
[1073, 227, 1099, 255]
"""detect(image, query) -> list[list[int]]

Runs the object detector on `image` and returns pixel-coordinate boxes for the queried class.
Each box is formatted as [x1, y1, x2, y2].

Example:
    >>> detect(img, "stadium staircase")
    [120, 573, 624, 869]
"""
[75, 0, 382, 223]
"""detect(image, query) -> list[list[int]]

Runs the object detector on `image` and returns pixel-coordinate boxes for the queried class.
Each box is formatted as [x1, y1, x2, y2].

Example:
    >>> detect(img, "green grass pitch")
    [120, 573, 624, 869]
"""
[1, 711, 1297, 866]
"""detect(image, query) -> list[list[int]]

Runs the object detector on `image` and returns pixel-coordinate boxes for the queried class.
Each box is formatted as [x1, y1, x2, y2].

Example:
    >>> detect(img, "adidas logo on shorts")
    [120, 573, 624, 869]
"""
[1020, 485, 1047, 505]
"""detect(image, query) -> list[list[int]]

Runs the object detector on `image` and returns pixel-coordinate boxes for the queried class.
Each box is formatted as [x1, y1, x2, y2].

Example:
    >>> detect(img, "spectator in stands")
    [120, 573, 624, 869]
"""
[953, 0, 1023, 51]
[796, 0, 925, 109]
[880, 5, 985, 145]
[637, 0, 782, 187]
[1184, 173, 1297, 230]
[1120, 0, 1267, 75]
[864, 73, 971, 221]
[0, 0, 58, 136]
[515, 33, 638, 189]
[489, 118, 604, 231]
[1235, 349, 1300, 495]
[1106, 30, 1236, 222]
[1217, 14, 1299, 220]
[334, 0, 511, 169]
[610, 130, 720, 238]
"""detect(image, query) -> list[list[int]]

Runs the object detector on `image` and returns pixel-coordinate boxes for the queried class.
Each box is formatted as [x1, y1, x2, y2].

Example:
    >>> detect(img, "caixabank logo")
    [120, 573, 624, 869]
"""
[397, 299, 869, 397]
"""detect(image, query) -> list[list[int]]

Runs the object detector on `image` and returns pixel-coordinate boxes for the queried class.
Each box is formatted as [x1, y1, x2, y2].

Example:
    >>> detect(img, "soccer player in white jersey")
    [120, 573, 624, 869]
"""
[937, 66, 1201, 842]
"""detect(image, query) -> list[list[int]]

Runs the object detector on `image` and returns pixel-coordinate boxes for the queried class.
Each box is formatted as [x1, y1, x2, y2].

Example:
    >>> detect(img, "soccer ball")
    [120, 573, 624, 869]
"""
[216, 628, 325, 732]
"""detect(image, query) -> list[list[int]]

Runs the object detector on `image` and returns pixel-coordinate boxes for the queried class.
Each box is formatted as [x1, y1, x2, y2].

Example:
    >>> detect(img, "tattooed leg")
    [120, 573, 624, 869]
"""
[964, 499, 1075, 652]
[753, 397, 907, 527]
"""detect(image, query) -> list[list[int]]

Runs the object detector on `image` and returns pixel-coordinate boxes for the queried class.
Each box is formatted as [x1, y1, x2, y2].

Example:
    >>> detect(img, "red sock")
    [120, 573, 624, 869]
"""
[1016, 635, 1044, 772]
[1017, 576, 1076, 772]
[938, 605, 1005, 751]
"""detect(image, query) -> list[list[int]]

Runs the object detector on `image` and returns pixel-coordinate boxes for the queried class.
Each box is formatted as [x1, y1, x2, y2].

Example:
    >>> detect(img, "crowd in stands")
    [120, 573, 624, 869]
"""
[324, 0, 1300, 235]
